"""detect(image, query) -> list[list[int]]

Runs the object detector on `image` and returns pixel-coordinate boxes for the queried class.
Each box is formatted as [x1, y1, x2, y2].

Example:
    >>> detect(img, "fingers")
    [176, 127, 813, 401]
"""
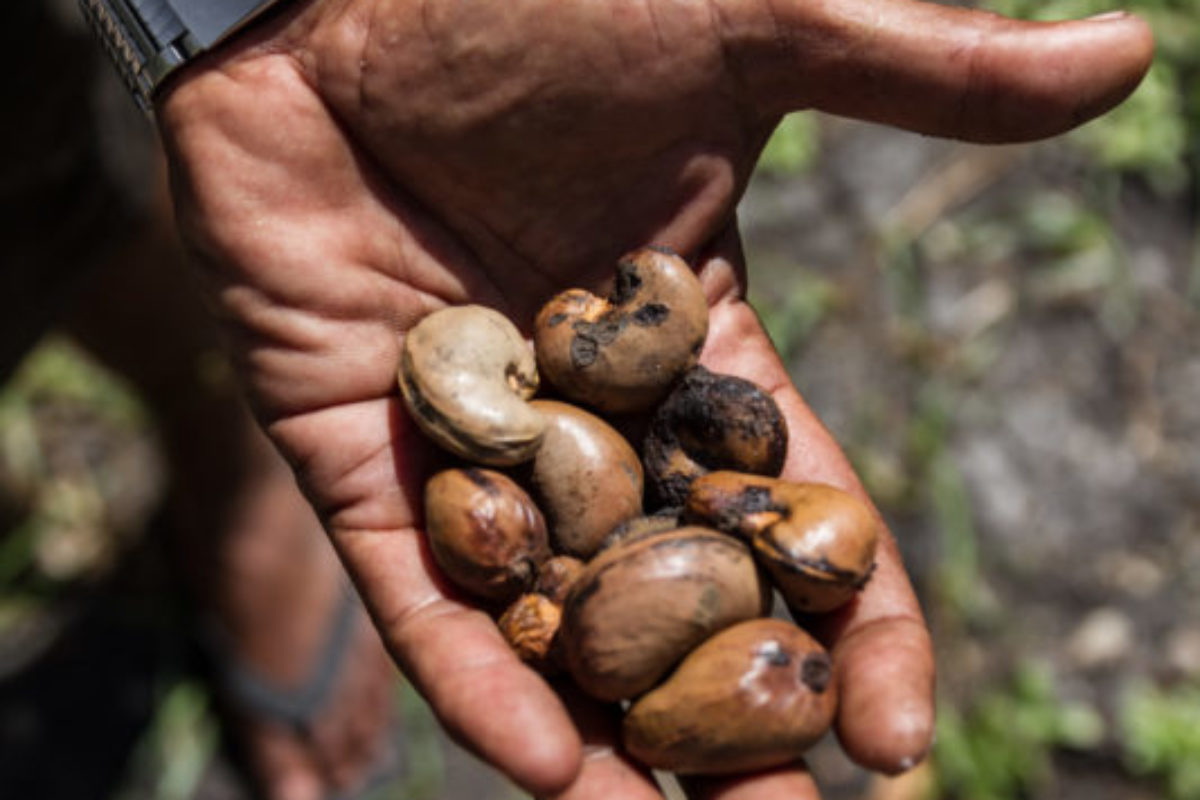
[724, 0, 1153, 141]
[544, 684, 663, 800]
[697, 239, 935, 774]
[269, 400, 584, 796]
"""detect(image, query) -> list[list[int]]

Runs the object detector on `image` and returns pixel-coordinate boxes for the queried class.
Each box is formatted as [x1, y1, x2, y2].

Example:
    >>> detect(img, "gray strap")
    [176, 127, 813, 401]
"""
[78, 0, 284, 110]
[212, 587, 362, 731]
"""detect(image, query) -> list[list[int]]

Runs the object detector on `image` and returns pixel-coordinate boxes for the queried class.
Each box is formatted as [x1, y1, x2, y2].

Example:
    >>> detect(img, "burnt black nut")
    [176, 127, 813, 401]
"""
[684, 472, 879, 613]
[423, 468, 552, 603]
[534, 247, 709, 414]
[643, 366, 788, 507]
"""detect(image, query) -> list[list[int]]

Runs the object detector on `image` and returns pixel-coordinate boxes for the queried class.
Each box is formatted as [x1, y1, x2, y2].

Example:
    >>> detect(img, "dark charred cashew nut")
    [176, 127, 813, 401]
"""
[527, 400, 644, 558]
[498, 593, 564, 674]
[534, 247, 709, 414]
[560, 526, 769, 702]
[423, 468, 552, 603]
[623, 618, 837, 775]
[685, 472, 879, 613]
[399, 305, 544, 465]
[643, 366, 788, 507]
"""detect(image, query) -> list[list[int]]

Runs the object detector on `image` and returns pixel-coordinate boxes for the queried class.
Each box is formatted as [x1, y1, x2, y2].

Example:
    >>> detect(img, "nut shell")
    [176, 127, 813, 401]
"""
[644, 366, 788, 506]
[534, 247, 708, 414]
[498, 593, 563, 673]
[424, 468, 551, 602]
[399, 305, 544, 465]
[685, 472, 878, 613]
[560, 526, 768, 701]
[623, 618, 837, 774]
[528, 400, 643, 558]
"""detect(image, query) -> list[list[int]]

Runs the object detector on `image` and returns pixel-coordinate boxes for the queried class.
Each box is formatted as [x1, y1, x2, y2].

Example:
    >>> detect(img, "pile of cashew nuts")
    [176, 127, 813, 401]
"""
[398, 247, 880, 775]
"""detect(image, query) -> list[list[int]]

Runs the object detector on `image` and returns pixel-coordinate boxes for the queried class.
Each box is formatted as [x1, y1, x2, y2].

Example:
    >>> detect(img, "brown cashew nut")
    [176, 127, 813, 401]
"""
[399, 305, 544, 465]
[498, 556, 585, 673]
[498, 593, 564, 674]
[560, 526, 769, 702]
[643, 366, 788, 507]
[685, 472, 879, 613]
[534, 247, 709, 414]
[623, 618, 837, 774]
[527, 400, 644, 558]
[423, 468, 551, 603]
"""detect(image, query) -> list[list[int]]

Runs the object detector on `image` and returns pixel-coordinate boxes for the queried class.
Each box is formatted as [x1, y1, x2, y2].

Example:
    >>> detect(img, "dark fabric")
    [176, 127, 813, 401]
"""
[0, 1, 157, 383]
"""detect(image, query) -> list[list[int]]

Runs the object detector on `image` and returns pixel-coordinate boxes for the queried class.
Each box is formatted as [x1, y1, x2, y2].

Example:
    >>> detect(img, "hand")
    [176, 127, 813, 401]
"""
[155, 1, 1152, 797]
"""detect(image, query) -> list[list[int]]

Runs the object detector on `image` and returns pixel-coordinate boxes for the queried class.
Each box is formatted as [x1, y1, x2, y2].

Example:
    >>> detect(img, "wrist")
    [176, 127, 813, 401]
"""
[78, 0, 292, 112]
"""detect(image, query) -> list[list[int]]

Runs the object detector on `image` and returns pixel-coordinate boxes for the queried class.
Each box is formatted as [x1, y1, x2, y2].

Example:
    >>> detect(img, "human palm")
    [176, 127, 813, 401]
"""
[156, 1, 1152, 797]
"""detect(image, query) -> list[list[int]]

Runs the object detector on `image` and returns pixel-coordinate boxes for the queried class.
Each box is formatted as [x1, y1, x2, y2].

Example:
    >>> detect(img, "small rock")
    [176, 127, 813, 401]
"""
[1065, 608, 1134, 669]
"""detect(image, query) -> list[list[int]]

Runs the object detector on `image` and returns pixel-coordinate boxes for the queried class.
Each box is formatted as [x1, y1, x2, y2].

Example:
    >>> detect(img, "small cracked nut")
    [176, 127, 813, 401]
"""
[685, 472, 878, 613]
[424, 468, 551, 603]
[560, 526, 768, 702]
[527, 400, 644, 558]
[498, 593, 563, 673]
[643, 366, 788, 507]
[623, 618, 837, 774]
[534, 247, 709, 414]
[399, 305, 544, 465]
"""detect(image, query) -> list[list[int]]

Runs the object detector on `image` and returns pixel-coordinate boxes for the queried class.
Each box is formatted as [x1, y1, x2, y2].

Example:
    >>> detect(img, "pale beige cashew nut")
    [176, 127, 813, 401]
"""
[399, 305, 544, 465]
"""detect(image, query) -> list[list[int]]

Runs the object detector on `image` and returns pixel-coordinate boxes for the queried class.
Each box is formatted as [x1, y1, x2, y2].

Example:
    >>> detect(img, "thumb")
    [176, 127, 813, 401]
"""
[729, 0, 1154, 142]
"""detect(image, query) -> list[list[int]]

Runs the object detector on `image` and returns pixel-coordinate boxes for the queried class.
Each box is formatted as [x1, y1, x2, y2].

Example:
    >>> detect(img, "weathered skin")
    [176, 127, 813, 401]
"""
[534, 248, 709, 414]
[527, 400, 643, 558]
[644, 366, 788, 507]
[560, 526, 769, 702]
[624, 618, 837, 774]
[423, 468, 551, 603]
[399, 305, 544, 465]
[686, 472, 879, 612]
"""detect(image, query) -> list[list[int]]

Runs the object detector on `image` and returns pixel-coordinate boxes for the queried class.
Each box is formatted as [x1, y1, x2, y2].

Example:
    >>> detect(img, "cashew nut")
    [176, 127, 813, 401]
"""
[424, 468, 551, 603]
[643, 366, 788, 507]
[527, 399, 644, 558]
[534, 247, 709, 413]
[684, 472, 878, 613]
[399, 305, 544, 465]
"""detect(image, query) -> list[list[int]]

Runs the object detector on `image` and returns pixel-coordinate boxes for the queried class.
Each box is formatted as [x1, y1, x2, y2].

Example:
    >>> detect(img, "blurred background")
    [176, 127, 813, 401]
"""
[2, 1, 1198, 799]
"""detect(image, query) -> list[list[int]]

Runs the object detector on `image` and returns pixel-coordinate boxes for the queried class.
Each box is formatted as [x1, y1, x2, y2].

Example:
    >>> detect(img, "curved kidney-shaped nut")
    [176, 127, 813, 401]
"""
[498, 593, 564, 674]
[560, 526, 768, 702]
[534, 247, 709, 414]
[528, 400, 644, 558]
[424, 468, 551, 603]
[399, 305, 544, 465]
[644, 366, 788, 507]
[623, 618, 837, 774]
[685, 472, 878, 613]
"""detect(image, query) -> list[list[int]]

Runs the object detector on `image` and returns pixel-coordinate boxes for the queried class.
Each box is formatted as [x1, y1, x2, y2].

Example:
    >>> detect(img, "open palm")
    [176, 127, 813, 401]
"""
[156, 1, 1152, 797]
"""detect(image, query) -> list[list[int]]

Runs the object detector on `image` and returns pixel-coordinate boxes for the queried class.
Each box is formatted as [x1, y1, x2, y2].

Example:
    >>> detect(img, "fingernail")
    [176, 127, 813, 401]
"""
[1086, 11, 1129, 21]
